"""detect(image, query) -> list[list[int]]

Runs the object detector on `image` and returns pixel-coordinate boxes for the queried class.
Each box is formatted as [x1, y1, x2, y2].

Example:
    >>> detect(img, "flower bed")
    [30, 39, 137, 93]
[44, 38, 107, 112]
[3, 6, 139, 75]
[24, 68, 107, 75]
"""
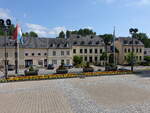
[0, 70, 132, 83]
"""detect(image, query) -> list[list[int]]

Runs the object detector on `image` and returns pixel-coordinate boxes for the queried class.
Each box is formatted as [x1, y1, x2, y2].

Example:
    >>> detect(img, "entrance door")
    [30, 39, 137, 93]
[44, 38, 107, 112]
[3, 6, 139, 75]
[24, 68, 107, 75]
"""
[44, 59, 48, 67]
[25, 60, 33, 67]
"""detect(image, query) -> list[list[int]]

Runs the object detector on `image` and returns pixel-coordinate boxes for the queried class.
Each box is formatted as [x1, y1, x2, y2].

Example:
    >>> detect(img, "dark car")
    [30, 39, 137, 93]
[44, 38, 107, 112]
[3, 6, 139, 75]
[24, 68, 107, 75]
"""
[64, 64, 73, 69]
[118, 68, 130, 71]
[47, 64, 55, 70]
[8, 64, 15, 71]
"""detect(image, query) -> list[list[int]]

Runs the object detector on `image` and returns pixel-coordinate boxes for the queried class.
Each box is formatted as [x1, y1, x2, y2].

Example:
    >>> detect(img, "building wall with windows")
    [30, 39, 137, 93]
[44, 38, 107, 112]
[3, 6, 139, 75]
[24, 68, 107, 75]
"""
[48, 48, 73, 66]
[24, 48, 48, 67]
[72, 46, 105, 65]
[0, 48, 25, 68]
[115, 38, 144, 64]
[144, 48, 150, 57]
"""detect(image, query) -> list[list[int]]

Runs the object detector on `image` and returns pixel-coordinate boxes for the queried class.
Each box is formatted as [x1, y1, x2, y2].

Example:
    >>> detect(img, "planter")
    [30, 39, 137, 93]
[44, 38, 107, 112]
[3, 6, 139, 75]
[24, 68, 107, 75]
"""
[56, 69, 68, 74]
[83, 67, 94, 72]
[24, 70, 38, 76]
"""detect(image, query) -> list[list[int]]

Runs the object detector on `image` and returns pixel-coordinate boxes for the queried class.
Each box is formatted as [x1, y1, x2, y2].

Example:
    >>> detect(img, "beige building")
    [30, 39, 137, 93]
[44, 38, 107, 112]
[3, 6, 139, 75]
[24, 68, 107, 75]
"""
[0, 35, 106, 68]
[0, 36, 145, 68]
[115, 37, 144, 64]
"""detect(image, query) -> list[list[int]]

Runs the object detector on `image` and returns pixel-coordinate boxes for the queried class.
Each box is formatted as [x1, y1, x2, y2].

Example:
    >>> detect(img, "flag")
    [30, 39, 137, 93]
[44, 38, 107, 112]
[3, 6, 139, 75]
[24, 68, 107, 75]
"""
[13, 24, 23, 44]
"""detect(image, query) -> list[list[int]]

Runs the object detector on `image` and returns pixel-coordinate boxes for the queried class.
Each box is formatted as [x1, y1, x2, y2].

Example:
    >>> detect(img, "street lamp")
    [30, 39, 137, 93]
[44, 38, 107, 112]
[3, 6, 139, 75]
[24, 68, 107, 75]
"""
[129, 28, 138, 72]
[0, 19, 12, 79]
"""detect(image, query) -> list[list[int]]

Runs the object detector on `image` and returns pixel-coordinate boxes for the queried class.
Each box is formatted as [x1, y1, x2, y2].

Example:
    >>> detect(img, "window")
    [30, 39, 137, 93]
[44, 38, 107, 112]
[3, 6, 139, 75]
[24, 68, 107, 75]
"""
[95, 49, 98, 54]
[90, 49, 93, 53]
[66, 51, 70, 55]
[25, 53, 28, 56]
[84, 56, 87, 61]
[53, 51, 56, 56]
[140, 49, 142, 53]
[88, 41, 92, 45]
[128, 48, 130, 52]
[100, 49, 103, 53]
[84, 49, 87, 54]
[73, 49, 76, 54]
[80, 49, 83, 54]
[81, 41, 84, 45]
[136, 56, 138, 60]
[95, 56, 98, 61]
[136, 49, 138, 53]
[124, 48, 127, 53]
[66, 59, 70, 64]
[96, 41, 99, 45]
[32, 53, 34, 56]
[73, 42, 77, 45]
[61, 51, 64, 56]
[139, 56, 142, 60]
[124, 40, 128, 44]
[144, 51, 147, 54]
[52, 60, 57, 64]
[38, 53, 41, 56]
[38, 60, 43, 66]
[44, 53, 47, 56]
[89, 56, 93, 62]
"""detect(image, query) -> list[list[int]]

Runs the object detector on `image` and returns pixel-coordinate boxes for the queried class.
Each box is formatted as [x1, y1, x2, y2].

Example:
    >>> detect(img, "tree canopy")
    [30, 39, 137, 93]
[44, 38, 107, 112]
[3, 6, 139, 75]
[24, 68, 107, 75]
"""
[58, 28, 96, 38]
[22, 31, 38, 37]
[0, 24, 38, 37]
[133, 33, 150, 48]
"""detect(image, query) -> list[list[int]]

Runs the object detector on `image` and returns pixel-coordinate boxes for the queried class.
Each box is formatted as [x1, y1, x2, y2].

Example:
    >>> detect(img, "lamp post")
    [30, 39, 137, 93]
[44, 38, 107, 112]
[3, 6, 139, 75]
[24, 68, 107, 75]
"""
[0, 19, 11, 79]
[129, 28, 138, 72]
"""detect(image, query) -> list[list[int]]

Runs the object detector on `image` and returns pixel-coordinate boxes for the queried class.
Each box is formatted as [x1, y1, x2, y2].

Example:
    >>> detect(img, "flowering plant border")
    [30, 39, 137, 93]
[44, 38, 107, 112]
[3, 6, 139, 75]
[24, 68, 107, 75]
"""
[0, 70, 132, 83]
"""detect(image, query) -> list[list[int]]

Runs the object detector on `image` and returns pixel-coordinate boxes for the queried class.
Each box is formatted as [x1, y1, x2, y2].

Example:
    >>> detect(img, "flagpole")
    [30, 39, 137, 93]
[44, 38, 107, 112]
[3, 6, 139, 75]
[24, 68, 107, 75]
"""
[113, 26, 116, 66]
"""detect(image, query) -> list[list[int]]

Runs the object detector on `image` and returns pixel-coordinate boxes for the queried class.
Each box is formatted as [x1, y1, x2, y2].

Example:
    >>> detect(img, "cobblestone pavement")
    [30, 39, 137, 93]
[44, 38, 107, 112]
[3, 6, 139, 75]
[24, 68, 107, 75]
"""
[0, 74, 150, 113]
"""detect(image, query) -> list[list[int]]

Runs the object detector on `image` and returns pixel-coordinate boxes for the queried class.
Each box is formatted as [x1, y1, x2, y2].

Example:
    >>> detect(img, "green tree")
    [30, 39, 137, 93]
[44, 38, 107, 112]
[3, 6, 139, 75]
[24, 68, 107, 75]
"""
[144, 56, 150, 62]
[134, 33, 150, 48]
[29, 31, 38, 37]
[100, 52, 107, 61]
[66, 30, 71, 38]
[126, 52, 136, 65]
[100, 34, 113, 64]
[73, 56, 83, 66]
[70, 28, 96, 36]
[59, 31, 65, 38]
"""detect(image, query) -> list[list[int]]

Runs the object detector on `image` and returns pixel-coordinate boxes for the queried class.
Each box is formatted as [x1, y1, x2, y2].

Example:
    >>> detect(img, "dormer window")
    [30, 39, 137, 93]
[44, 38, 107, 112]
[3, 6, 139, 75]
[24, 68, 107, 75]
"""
[64, 43, 69, 47]
[77, 35, 80, 38]
[96, 41, 99, 45]
[124, 40, 128, 44]
[135, 41, 139, 44]
[73, 42, 77, 45]
[57, 44, 60, 47]
[50, 44, 54, 47]
[81, 41, 84, 45]
[88, 41, 92, 45]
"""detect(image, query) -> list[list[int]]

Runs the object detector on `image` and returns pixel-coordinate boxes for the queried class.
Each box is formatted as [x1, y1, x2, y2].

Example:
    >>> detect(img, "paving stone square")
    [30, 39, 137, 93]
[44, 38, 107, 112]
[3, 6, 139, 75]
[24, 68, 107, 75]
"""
[0, 74, 150, 113]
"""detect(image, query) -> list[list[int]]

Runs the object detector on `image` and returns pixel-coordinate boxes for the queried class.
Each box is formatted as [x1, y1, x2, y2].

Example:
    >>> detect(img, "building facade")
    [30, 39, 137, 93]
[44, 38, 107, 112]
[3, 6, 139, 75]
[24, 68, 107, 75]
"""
[0, 36, 145, 68]
[115, 37, 144, 64]
[144, 48, 150, 57]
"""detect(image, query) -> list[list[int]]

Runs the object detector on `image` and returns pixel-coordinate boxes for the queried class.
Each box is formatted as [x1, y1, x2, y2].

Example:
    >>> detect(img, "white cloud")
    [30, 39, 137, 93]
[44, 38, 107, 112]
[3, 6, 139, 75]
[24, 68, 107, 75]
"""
[26, 23, 66, 37]
[0, 8, 12, 19]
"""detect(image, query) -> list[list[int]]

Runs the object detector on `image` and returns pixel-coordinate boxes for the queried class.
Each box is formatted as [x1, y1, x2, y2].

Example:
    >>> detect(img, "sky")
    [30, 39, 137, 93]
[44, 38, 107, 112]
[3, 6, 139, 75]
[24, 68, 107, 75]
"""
[0, 0, 150, 37]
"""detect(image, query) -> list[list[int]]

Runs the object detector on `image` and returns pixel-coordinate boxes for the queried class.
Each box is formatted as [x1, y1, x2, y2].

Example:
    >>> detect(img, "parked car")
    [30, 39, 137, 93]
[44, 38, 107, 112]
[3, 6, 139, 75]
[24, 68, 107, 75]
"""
[8, 64, 15, 71]
[64, 64, 73, 69]
[47, 64, 55, 70]
[24, 65, 39, 76]
[118, 68, 130, 71]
